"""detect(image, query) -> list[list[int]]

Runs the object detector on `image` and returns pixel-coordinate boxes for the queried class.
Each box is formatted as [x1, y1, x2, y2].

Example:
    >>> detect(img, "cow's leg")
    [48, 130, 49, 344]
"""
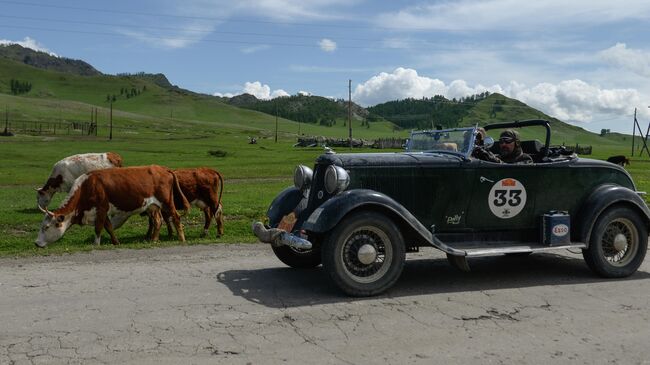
[148, 206, 162, 242]
[163, 210, 174, 237]
[169, 210, 186, 242]
[103, 219, 120, 245]
[93, 217, 103, 245]
[145, 214, 154, 240]
[201, 207, 212, 237]
[214, 203, 224, 238]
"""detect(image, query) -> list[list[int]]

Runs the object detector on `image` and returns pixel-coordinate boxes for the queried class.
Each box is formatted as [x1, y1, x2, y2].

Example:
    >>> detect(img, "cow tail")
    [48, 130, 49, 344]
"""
[171, 171, 191, 213]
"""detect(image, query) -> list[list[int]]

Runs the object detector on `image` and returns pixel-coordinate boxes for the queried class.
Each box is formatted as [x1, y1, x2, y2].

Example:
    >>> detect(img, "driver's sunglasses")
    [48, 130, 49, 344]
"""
[499, 137, 514, 144]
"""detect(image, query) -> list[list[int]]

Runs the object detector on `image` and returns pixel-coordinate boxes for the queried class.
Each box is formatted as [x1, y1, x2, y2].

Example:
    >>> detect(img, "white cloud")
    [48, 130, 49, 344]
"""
[600, 43, 650, 78]
[0, 37, 57, 56]
[352, 68, 492, 106]
[319, 39, 337, 52]
[298, 90, 312, 96]
[214, 81, 289, 99]
[230, 0, 361, 21]
[507, 80, 643, 123]
[241, 45, 271, 54]
[353, 68, 648, 126]
[376, 0, 650, 31]
[213, 92, 235, 97]
[116, 20, 217, 49]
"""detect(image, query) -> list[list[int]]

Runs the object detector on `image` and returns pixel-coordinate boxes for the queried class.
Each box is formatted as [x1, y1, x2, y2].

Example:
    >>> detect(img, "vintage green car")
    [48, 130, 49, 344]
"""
[252, 119, 650, 296]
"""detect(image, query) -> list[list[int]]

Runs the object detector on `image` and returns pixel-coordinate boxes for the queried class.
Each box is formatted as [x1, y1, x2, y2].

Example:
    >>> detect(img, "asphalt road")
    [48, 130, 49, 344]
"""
[1, 244, 649, 364]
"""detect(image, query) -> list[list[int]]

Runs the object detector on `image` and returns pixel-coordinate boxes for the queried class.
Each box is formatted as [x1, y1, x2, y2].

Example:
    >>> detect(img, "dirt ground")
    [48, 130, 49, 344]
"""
[1, 243, 649, 364]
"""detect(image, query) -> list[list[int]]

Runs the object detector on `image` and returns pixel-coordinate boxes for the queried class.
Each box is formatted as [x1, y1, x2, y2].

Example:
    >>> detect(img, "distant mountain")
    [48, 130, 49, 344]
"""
[0, 44, 600, 141]
[0, 44, 101, 76]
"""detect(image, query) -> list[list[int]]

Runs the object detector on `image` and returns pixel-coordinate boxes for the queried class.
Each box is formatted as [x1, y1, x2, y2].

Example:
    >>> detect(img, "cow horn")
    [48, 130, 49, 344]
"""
[38, 205, 54, 217]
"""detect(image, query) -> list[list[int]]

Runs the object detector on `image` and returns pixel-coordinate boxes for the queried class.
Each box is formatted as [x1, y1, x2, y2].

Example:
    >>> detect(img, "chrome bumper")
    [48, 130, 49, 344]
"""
[252, 222, 313, 250]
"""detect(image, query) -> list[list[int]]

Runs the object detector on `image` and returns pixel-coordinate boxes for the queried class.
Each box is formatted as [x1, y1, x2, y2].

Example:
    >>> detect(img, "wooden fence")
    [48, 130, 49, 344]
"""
[2, 120, 97, 136]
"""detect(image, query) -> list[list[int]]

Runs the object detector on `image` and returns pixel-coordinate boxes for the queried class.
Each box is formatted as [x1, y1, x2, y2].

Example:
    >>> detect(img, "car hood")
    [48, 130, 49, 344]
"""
[316, 152, 463, 168]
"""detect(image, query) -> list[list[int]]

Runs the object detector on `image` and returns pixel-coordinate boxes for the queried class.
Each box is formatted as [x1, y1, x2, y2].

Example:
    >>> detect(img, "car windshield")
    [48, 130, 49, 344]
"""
[406, 127, 476, 157]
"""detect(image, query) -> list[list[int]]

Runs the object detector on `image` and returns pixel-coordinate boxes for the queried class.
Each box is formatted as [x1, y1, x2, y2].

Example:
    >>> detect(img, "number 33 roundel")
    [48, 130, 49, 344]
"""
[488, 178, 527, 219]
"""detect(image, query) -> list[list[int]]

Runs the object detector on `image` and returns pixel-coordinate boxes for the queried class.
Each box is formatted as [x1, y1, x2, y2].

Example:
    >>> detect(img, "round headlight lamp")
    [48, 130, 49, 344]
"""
[293, 165, 313, 192]
[324, 165, 350, 194]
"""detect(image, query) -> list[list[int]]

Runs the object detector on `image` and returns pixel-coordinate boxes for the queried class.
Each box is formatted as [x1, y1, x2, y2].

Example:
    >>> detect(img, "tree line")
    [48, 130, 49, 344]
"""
[10, 79, 32, 95]
[367, 92, 491, 130]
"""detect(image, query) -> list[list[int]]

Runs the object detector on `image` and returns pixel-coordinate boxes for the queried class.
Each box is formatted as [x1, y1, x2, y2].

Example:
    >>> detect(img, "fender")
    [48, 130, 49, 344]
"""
[574, 184, 650, 245]
[301, 189, 434, 245]
[267, 187, 304, 226]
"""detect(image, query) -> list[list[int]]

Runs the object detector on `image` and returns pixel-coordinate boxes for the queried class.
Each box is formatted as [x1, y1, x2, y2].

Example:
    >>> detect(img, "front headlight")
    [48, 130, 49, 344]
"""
[294, 165, 313, 192]
[324, 165, 350, 194]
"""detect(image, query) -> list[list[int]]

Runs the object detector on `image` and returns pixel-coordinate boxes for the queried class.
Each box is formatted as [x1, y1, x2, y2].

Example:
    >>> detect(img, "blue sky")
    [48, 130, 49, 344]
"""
[1, 0, 650, 133]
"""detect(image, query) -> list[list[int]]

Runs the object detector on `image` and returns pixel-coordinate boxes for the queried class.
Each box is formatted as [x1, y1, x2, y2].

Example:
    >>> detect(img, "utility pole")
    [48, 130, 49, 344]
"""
[348, 79, 352, 149]
[109, 100, 113, 140]
[275, 100, 278, 143]
[632, 108, 636, 156]
[4, 105, 8, 134]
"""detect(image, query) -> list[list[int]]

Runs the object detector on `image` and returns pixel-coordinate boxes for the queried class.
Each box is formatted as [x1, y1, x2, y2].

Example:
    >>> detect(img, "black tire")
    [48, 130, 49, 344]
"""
[322, 211, 405, 296]
[583, 205, 648, 278]
[271, 241, 321, 268]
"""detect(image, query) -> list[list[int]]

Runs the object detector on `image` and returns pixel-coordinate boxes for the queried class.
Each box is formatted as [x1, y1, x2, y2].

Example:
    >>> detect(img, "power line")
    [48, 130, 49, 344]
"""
[0, 14, 383, 43]
[0, 0, 437, 32]
[0, 23, 464, 51]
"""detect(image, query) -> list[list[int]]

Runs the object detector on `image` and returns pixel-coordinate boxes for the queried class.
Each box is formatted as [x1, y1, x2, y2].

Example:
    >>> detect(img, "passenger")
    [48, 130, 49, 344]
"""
[498, 130, 533, 164]
[471, 127, 501, 163]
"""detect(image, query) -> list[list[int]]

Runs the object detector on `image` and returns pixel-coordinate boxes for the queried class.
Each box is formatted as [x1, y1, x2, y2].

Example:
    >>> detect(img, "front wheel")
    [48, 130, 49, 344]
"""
[272, 240, 321, 268]
[322, 211, 405, 296]
[583, 205, 648, 278]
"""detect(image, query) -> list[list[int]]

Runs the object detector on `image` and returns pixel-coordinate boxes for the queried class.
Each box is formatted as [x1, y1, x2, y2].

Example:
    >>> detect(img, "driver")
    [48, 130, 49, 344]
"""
[498, 130, 533, 164]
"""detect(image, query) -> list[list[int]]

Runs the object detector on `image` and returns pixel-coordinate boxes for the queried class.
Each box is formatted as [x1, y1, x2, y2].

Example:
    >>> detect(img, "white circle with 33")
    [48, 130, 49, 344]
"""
[488, 178, 527, 219]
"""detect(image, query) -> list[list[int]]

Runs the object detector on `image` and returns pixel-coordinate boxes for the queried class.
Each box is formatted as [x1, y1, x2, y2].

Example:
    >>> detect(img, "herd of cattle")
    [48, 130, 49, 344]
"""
[34, 152, 224, 248]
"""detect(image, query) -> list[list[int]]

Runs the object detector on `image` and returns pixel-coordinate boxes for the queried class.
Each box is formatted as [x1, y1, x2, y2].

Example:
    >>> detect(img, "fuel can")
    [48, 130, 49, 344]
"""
[541, 211, 571, 246]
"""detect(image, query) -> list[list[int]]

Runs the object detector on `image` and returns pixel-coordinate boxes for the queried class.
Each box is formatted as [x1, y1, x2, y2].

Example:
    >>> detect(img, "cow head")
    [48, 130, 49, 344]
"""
[36, 188, 54, 208]
[36, 175, 63, 208]
[35, 206, 72, 247]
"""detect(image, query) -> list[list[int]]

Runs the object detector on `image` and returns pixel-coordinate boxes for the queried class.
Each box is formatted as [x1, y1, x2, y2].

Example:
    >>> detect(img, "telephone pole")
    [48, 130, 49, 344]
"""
[109, 100, 113, 140]
[348, 79, 352, 149]
[275, 100, 278, 143]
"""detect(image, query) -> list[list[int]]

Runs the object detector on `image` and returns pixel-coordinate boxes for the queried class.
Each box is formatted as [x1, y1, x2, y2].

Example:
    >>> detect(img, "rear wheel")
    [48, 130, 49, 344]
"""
[583, 206, 648, 278]
[322, 211, 405, 296]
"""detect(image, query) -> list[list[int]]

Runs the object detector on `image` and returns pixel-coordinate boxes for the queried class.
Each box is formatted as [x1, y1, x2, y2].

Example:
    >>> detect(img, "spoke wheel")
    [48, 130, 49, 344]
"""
[583, 206, 648, 278]
[323, 211, 405, 296]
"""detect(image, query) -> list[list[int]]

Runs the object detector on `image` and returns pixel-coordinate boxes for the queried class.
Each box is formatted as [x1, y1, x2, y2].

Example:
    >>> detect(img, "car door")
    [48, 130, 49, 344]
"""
[465, 161, 539, 232]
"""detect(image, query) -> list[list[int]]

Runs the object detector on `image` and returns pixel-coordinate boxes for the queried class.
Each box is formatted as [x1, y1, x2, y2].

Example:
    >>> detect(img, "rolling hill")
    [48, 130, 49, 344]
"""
[0, 43, 637, 148]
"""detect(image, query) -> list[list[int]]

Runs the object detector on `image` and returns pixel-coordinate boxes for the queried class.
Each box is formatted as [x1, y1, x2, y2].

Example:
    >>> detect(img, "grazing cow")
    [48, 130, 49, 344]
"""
[606, 155, 630, 166]
[37, 152, 123, 208]
[147, 167, 224, 239]
[35, 165, 189, 248]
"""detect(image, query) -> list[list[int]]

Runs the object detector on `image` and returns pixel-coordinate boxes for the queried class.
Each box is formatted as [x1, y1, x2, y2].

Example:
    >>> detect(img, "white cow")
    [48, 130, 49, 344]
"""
[37, 152, 123, 208]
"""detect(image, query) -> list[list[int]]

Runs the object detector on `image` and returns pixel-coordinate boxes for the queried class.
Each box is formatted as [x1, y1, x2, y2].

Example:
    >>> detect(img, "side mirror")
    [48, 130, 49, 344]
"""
[484, 136, 495, 148]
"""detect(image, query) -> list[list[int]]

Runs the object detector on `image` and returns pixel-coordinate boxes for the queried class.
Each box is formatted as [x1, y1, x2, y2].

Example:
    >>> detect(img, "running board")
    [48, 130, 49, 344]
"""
[435, 241, 587, 257]
[464, 243, 586, 257]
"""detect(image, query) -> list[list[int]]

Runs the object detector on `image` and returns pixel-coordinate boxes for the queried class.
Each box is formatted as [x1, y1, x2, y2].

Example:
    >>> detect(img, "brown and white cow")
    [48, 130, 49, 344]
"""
[147, 167, 224, 239]
[37, 152, 123, 208]
[36, 165, 189, 247]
